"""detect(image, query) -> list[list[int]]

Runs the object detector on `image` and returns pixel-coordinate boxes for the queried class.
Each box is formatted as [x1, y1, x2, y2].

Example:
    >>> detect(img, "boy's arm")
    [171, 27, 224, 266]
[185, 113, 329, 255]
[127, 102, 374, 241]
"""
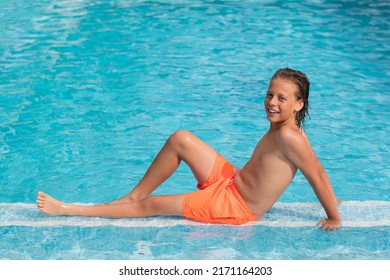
[299, 130, 340, 205]
[280, 130, 341, 230]
[310, 146, 339, 205]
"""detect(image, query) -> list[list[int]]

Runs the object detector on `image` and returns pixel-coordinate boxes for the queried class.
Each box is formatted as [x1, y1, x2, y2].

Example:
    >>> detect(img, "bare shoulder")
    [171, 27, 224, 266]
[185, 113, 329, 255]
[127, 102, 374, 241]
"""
[279, 127, 314, 165]
[277, 126, 308, 148]
[276, 126, 317, 168]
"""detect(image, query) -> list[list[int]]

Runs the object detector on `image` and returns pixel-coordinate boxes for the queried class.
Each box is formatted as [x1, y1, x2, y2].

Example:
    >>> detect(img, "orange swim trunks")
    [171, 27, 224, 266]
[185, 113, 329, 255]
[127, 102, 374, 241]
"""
[182, 154, 257, 225]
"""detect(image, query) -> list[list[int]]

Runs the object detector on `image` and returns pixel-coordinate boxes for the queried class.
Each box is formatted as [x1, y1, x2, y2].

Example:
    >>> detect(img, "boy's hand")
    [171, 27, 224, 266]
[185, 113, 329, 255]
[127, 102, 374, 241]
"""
[317, 219, 341, 231]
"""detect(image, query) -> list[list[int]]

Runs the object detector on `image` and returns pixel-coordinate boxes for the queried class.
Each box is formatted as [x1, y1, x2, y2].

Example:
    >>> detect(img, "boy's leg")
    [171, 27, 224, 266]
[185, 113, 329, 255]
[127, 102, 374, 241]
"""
[113, 130, 218, 203]
[37, 192, 186, 218]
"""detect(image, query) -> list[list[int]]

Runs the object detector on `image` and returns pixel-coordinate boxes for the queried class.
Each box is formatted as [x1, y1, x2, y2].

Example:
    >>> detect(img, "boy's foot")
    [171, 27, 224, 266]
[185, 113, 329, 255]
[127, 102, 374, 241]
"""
[36, 192, 69, 216]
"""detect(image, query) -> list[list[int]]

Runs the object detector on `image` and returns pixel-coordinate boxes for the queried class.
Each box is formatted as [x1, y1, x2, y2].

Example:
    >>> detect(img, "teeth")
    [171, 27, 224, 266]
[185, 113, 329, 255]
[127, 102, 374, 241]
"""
[268, 108, 279, 113]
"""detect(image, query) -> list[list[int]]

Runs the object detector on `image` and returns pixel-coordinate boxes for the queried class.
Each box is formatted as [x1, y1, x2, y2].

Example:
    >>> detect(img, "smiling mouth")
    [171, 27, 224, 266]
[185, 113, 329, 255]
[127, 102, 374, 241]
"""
[267, 108, 279, 113]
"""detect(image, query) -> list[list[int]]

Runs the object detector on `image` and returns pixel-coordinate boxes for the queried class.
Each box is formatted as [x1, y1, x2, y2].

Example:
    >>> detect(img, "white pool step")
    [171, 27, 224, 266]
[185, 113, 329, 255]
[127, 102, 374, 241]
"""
[0, 201, 389, 228]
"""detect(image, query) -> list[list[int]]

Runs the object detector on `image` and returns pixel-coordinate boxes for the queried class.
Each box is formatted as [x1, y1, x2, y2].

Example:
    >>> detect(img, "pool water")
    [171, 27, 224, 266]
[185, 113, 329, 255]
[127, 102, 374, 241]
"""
[0, 0, 389, 259]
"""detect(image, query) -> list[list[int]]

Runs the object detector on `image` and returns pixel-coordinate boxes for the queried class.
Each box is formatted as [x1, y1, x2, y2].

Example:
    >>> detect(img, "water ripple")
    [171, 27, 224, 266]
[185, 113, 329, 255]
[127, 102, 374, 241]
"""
[0, 0, 389, 203]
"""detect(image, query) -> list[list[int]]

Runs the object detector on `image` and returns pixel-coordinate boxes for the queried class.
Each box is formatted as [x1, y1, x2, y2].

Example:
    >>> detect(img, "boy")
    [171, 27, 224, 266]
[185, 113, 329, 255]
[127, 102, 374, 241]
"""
[37, 68, 341, 230]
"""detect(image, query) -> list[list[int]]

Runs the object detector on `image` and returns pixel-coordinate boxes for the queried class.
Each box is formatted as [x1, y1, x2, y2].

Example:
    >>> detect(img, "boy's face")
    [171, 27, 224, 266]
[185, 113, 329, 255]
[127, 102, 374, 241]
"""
[264, 78, 304, 126]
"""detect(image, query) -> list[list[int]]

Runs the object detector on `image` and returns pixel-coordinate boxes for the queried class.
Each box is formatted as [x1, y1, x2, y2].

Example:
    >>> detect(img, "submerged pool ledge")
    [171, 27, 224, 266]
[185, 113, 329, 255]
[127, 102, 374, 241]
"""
[0, 201, 389, 228]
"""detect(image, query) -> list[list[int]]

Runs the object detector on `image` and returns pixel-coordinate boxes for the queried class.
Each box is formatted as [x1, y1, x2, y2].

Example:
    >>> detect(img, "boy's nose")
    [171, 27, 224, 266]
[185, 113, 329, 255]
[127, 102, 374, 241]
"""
[268, 96, 277, 105]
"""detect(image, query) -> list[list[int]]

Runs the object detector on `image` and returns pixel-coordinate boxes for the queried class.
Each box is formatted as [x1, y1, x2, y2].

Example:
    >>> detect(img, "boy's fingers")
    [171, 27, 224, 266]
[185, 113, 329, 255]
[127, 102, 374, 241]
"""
[317, 219, 341, 231]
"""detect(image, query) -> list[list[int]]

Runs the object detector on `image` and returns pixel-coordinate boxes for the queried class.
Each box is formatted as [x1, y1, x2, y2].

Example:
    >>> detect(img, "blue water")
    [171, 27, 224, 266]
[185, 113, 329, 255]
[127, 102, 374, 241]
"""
[0, 0, 389, 259]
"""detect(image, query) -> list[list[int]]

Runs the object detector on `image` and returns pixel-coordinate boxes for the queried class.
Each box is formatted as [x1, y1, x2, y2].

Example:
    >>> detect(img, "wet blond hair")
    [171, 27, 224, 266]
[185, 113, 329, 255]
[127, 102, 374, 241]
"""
[271, 68, 310, 127]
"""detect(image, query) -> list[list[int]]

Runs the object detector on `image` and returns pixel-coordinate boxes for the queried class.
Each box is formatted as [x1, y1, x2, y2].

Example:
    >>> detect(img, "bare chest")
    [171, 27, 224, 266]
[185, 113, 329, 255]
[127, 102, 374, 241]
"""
[249, 134, 296, 173]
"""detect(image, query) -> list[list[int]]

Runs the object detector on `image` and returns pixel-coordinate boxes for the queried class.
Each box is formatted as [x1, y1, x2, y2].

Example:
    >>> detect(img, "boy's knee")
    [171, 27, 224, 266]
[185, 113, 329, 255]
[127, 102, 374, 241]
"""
[140, 197, 155, 210]
[168, 130, 194, 149]
[171, 130, 193, 140]
[140, 197, 164, 215]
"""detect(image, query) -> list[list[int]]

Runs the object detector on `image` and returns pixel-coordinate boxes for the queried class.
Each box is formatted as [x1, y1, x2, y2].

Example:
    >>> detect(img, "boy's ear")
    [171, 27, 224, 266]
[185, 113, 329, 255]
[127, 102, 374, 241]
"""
[294, 99, 304, 112]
